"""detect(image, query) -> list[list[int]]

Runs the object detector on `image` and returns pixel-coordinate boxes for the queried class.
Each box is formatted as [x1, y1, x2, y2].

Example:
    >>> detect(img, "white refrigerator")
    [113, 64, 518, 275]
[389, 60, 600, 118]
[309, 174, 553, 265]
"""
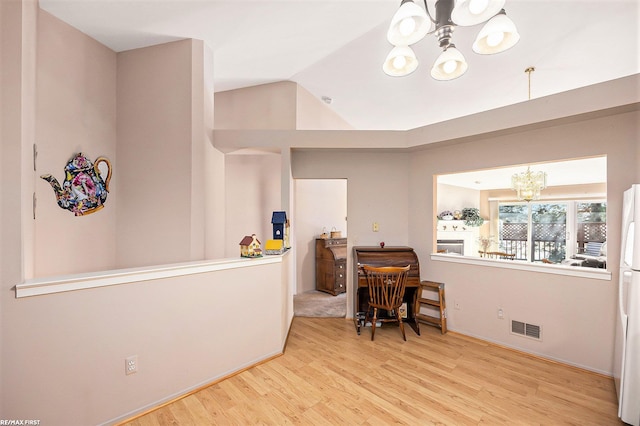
[614, 184, 640, 426]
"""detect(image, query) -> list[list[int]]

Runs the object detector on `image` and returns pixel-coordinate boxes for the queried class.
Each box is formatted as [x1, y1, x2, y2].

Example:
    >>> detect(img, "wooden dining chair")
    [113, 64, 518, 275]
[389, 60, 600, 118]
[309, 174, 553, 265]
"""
[362, 265, 411, 341]
[484, 251, 515, 260]
[494, 251, 516, 260]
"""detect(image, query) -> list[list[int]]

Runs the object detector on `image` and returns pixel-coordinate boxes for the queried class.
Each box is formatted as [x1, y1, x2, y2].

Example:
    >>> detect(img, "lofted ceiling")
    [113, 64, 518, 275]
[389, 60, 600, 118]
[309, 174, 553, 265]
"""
[39, 0, 639, 132]
[437, 157, 607, 190]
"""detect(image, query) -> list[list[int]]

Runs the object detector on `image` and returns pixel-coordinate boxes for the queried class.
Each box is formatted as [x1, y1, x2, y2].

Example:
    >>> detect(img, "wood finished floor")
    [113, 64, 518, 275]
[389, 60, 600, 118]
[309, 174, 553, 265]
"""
[122, 317, 622, 425]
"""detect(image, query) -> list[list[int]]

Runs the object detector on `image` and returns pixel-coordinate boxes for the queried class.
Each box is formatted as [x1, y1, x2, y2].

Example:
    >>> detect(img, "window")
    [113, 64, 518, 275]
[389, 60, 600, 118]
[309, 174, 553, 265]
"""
[434, 156, 608, 274]
[576, 202, 607, 253]
[498, 201, 606, 263]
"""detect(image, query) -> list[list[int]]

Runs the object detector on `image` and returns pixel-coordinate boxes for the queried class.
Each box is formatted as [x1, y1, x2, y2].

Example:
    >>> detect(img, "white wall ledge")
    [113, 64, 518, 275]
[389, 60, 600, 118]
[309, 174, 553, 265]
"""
[15, 254, 287, 298]
[430, 253, 611, 281]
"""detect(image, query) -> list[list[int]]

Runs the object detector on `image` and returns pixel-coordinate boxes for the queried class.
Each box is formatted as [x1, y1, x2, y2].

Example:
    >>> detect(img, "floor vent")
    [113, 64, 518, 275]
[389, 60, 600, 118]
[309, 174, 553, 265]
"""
[511, 320, 542, 340]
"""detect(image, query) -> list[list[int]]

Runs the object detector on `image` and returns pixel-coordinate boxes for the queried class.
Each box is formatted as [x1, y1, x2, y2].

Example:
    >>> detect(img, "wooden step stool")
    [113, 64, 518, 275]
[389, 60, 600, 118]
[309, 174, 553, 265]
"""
[415, 281, 447, 334]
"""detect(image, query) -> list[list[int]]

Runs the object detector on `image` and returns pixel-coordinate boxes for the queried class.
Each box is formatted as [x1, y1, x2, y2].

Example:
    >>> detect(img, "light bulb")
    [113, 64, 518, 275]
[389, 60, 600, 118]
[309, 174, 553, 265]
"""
[472, 11, 519, 54]
[443, 59, 458, 74]
[383, 46, 418, 76]
[399, 17, 416, 36]
[392, 55, 407, 70]
[486, 31, 504, 47]
[468, 0, 489, 15]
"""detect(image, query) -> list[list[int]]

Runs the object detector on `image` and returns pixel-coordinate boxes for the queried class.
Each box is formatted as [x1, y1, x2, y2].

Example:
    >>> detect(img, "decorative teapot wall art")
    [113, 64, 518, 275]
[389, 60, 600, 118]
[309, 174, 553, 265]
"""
[40, 152, 112, 216]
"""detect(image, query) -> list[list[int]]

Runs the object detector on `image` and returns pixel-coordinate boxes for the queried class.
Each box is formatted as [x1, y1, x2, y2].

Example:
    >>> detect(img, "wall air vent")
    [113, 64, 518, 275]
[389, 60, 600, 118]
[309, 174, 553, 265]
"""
[511, 320, 542, 341]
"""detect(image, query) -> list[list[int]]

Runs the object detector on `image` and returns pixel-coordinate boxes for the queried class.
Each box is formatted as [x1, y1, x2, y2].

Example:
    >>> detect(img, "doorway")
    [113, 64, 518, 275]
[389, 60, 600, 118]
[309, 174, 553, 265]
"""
[293, 179, 347, 317]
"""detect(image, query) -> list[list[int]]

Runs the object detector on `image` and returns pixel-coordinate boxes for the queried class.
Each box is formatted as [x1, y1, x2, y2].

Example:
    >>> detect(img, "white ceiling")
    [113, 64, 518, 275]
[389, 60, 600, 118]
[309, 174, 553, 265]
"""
[437, 156, 607, 190]
[39, 0, 640, 131]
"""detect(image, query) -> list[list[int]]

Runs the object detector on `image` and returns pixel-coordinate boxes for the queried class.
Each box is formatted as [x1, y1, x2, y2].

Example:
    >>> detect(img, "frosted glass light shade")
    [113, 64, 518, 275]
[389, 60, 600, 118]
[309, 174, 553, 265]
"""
[387, 0, 431, 46]
[473, 11, 520, 54]
[430, 46, 468, 80]
[383, 46, 419, 76]
[511, 167, 547, 202]
[451, 0, 505, 26]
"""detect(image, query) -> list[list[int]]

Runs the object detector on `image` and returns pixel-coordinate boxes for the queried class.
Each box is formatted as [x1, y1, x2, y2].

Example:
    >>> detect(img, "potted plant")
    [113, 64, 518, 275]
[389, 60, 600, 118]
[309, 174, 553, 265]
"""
[478, 235, 495, 252]
[462, 207, 484, 227]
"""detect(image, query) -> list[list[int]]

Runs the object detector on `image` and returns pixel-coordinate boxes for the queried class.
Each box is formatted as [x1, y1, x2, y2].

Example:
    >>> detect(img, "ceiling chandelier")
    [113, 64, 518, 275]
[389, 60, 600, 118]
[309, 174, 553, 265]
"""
[511, 167, 547, 202]
[383, 0, 519, 80]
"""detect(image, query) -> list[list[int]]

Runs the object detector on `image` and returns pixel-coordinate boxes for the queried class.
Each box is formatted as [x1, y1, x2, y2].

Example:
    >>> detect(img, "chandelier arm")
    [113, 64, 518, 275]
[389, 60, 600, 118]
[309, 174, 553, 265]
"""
[422, 0, 437, 25]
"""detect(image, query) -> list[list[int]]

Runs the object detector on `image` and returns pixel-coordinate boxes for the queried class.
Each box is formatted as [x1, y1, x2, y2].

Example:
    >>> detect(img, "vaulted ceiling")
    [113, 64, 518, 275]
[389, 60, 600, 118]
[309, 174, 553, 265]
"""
[40, 0, 639, 131]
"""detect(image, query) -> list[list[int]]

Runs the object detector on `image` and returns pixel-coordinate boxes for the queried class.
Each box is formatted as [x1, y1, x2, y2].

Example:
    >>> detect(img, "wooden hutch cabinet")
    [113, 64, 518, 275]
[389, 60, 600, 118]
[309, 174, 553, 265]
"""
[315, 238, 347, 295]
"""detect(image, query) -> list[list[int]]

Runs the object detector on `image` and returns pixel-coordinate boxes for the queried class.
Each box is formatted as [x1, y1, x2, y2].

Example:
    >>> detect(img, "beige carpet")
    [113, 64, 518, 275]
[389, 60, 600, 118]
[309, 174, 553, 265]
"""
[294, 290, 347, 318]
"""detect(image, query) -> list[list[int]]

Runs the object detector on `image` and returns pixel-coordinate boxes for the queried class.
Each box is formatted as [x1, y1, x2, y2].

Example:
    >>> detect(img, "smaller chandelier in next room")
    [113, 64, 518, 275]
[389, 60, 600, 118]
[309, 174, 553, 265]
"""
[383, 0, 519, 80]
[511, 167, 547, 202]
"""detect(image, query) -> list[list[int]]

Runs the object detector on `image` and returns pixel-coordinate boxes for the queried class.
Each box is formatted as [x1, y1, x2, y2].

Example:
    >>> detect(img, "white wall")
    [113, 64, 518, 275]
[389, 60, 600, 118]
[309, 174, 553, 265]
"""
[408, 109, 639, 374]
[214, 81, 354, 131]
[2, 8, 257, 423]
[32, 12, 222, 278]
[3, 3, 639, 423]
[4, 259, 289, 425]
[224, 153, 282, 257]
[292, 150, 411, 317]
[292, 151, 410, 249]
[436, 183, 480, 215]
[294, 179, 347, 294]
[0, 0, 39, 411]
[295, 85, 353, 130]
[35, 10, 117, 277]
[116, 40, 198, 268]
[218, 99, 639, 375]
[215, 82, 297, 130]
[202, 46, 226, 261]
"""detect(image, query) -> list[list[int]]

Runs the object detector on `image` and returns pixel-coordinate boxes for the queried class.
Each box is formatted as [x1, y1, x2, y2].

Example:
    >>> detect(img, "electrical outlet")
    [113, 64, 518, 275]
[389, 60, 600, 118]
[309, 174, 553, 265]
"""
[498, 308, 504, 319]
[125, 355, 138, 375]
[454, 300, 461, 310]
[372, 222, 379, 232]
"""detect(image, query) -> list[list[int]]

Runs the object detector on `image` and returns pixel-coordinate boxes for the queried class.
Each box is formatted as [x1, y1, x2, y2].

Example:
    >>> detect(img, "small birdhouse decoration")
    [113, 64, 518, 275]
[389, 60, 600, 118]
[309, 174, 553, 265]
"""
[239, 234, 262, 258]
[271, 211, 287, 240]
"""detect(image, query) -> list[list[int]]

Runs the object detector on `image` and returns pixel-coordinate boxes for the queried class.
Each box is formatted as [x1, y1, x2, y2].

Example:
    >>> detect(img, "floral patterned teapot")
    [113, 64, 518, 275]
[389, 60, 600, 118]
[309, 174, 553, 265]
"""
[41, 152, 112, 216]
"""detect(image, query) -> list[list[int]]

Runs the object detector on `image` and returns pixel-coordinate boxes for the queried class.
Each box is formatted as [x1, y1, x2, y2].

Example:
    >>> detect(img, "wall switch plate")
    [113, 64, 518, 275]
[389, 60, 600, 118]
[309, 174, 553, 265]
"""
[498, 308, 504, 319]
[372, 222, 379, 232]
[454, 300, 461, 310]
[125, 355, 138, 375]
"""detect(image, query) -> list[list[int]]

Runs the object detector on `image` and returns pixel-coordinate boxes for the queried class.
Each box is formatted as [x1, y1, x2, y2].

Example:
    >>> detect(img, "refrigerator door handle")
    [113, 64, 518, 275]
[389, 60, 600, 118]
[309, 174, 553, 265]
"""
[620, 270, 633, 319]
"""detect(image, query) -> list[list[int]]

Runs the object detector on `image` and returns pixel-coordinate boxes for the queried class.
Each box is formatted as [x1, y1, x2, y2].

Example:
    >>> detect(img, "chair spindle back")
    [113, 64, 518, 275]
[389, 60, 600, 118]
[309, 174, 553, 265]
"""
[363, 265, 410, 311]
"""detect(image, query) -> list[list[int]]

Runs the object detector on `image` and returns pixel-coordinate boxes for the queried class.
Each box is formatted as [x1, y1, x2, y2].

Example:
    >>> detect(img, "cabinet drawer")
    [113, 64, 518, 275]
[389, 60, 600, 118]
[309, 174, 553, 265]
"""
[335, 262, 346, 291]
[324, 238, 347, 247]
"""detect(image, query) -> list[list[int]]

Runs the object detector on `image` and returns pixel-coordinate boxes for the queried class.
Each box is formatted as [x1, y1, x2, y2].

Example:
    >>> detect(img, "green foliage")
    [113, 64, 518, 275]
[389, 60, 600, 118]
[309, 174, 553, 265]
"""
[548, 245, 566, 262]
[532, 204, 567, 223]
[577, 202, 607, 223]
[462, 207, 484, 227]
[499, 204, 529, 223]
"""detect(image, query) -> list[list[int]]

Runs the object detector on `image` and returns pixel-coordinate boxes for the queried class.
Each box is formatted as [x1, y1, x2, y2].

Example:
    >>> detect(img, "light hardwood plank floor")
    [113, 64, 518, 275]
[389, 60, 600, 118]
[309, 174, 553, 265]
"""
[121, 317, 623, 425]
